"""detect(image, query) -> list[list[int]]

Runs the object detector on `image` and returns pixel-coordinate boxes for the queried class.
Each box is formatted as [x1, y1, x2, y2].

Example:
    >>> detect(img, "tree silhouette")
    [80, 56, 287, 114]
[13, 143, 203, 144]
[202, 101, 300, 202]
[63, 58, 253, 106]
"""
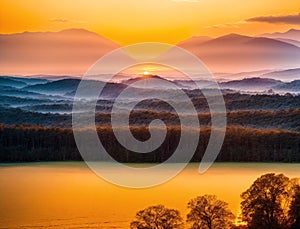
[289, 184, 300, 229]
[1, 124, 300, 163]
[240, 173, 293, 229]
[130, 205, 183, 229]
[186, 194, 235, 229]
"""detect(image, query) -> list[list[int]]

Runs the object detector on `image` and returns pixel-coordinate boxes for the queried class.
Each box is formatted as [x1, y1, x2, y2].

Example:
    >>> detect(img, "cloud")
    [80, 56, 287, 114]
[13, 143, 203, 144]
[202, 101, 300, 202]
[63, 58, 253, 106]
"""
[247, 13, 300, 25]
[49, 18, 87, 24]
[206, 21, 247, 29]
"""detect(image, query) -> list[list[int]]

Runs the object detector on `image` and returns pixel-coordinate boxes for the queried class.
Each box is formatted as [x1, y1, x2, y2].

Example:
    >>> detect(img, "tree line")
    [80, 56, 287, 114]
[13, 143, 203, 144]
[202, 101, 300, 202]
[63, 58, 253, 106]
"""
[0, 124, 299, 162]
[130, 173, 300, 229]
[0, 93, 300, 131]
[1, 106, 299, 131]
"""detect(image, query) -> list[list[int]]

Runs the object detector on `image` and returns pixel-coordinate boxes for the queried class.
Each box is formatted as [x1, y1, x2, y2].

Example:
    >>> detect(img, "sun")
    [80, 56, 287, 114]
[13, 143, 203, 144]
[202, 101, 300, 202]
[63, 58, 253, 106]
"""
[143, 71, 150, 75]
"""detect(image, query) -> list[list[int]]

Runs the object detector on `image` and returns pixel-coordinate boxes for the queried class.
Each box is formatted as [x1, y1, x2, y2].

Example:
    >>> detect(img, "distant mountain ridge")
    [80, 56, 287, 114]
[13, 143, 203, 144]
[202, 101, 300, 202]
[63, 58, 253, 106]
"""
[275, 38, 300, 47]
[220, 77, 284, 91]
[260, 68, 300, 81]
[1, 28, 300, 75]
[261, 29, 300, 42]
[0, 29, 120, 75]
[177, 36, 212, 49]
[177, 32, 300, 73]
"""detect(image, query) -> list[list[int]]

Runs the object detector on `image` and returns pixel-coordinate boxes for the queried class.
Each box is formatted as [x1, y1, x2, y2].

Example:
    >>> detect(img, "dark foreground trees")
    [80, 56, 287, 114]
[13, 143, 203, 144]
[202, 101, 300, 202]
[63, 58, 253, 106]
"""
[130, 174, 299, 229]
[186, 195, 235, 229]
[240, 173, 299, 229]
[289, 184, 300, 229]
[130, 205, 183, 229]
[1, 124, 300, 163]
[130, 196, 234, 229]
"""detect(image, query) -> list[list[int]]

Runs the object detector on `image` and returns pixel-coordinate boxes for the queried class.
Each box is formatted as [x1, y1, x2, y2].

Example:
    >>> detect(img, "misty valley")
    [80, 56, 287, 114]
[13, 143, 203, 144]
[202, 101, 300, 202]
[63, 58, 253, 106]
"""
[0, 74, 299, 163]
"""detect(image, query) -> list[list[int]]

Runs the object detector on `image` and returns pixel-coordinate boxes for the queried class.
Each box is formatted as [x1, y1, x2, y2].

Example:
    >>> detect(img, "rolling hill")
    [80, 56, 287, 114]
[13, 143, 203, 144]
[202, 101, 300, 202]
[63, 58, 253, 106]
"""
[274, 80, 300, 92]
[0, 77, 27, 88]
[220, 77, 283, 91]
[23, 79, 81, 95]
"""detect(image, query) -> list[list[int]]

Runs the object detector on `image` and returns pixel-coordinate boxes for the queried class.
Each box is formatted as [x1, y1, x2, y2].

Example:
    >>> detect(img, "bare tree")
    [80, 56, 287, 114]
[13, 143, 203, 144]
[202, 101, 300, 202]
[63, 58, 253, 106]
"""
[186, 194, 235, 229]
[130, 205, 183, 229]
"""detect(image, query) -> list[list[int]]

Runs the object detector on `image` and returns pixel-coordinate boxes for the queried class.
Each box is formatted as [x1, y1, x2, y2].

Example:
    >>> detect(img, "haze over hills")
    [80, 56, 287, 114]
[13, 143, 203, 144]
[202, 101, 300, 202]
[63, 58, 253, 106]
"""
[177, 36, 212, 49]
[1, 75, 299, 101]
[1, 28, 300, 76]
[219, 78, 284, 91]
[0, 75, 300, 134]
[274, 38, 300, 47]
[0, 29, 120, 75]
[177, 33, 300, 73]
[259, 29, 300, 47]
[121, 74, 178, 89]
[23, 79, 81, 96]
[2, 74, 300, 93]
[261, 29, 300, 42]
[0, 77, 28, 88]
[259, 68, 300, 81]
[116, 74, 290, 91]
[274, 80, 300, 92]
[0, 73, 300, 149]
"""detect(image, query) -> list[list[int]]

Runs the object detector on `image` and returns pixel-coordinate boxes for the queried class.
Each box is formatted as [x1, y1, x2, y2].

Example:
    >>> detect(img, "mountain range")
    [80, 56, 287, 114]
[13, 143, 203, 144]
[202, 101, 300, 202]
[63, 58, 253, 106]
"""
[177, 31, 300, 73]
[0, 29, 119, 75]
[260, 29, 300, 42]
[1, 28, 300, 76]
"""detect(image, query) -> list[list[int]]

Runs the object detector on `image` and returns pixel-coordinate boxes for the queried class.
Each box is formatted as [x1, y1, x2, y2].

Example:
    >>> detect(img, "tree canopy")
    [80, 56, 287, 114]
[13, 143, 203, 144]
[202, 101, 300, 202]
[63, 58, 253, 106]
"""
[289, 184, 300, 229]
[130, 173, 300, 229]
[130, 205, 183, 229]
[186, 194, 235, 229]
[240, 173, 298, 229]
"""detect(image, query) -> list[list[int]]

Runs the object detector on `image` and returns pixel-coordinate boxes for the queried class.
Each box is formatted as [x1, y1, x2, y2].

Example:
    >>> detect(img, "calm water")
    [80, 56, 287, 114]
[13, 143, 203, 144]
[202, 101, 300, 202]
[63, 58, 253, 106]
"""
[0, 162, 299, 228]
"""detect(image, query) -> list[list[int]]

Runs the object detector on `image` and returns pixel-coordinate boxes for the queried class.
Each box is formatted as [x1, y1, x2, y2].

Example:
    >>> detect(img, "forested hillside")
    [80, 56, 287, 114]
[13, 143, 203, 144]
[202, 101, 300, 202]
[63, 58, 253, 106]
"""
[1, 124, 299, 162]
[1, 76, 299, 163]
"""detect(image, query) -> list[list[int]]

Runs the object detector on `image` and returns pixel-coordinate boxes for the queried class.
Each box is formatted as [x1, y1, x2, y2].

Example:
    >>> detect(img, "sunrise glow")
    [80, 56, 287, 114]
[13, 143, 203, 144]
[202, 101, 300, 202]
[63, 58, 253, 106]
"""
[1, 1, 300, 229]
[0, 0, 299, 45]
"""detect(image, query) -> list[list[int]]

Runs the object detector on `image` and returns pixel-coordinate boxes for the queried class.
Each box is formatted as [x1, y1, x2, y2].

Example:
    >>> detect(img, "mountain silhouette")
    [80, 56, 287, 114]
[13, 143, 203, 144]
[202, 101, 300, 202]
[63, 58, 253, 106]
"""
[0, 29, 120, 75]
[177, 33, 300, 73]
[2, 29, 300, 76]
[261, 29, 300, 42]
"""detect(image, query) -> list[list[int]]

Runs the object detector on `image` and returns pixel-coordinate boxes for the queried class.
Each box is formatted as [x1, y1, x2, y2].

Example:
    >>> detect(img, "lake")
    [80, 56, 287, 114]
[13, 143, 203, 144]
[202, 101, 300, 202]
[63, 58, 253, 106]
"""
[0, 162, 299, 228]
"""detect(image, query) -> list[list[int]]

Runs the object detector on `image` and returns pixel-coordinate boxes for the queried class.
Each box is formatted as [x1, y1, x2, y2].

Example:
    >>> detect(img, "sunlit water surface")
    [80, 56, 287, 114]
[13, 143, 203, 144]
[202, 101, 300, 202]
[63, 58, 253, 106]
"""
[0, 162, 299, 228]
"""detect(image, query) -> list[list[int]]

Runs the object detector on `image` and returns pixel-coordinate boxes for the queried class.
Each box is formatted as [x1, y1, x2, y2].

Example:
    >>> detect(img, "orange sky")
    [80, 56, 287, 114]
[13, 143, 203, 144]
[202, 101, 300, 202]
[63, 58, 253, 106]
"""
[1, 0, 299, 45]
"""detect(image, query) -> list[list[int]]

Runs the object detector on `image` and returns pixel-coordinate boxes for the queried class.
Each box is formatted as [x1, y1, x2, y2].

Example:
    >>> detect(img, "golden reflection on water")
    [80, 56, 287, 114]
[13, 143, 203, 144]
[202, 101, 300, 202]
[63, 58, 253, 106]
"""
[0, 162, 299, 228]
